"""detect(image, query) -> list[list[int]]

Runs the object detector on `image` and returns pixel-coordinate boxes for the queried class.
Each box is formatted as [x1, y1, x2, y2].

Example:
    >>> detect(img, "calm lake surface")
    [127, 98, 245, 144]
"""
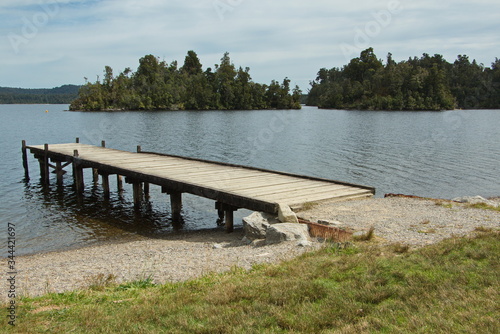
[1, 104, 499, 256]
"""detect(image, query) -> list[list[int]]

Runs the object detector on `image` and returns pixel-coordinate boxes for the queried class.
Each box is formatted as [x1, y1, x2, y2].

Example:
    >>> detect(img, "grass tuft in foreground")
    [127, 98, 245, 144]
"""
[4, 231, 499, 333]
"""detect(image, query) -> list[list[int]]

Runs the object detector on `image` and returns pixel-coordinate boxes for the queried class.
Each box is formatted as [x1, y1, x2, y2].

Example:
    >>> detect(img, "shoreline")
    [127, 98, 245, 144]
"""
[4, 196, 499, 302]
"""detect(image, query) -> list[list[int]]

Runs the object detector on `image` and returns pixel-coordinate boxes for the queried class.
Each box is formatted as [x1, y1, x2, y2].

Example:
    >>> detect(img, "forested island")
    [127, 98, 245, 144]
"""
[0, 85, 79, 104]
[307, 48, 500, 111]
[70, 51, 302, 111]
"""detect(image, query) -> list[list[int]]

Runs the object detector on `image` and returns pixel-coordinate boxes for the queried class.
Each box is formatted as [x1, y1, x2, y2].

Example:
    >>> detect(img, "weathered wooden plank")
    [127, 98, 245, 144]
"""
[237, 182, 348, 198]
[270, 188, 373, 206]
[252, 184, 352, 201]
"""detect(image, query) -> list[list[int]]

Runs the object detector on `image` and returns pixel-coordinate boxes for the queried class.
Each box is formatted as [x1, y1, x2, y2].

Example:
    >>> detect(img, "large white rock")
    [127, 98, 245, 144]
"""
[452, 196, 499, 208]
[266, 223, 311, 245]
[242, 212, 280, 240]
[277, 203, 299, 224]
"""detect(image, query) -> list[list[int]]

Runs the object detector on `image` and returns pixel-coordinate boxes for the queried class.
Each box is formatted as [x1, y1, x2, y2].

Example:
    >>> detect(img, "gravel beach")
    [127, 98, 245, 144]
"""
[4, 196, 499, 302]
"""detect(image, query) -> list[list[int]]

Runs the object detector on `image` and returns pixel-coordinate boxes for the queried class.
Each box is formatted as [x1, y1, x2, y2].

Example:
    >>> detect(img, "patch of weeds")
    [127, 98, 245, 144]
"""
[116, 277, 156, 291]
[301, 201, 319, 211]
[325, 242, 356, 254]
[434, 200, 454, 208]
[466, 203, 500, 212]
[85, 273, 117, 291]
[353, 226, 375, 241]
[474, 226, 494, 233]
[392, 243, 410, 254]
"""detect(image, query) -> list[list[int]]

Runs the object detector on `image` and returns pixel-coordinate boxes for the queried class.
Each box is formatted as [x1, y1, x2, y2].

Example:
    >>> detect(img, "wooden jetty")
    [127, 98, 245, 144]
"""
[22, 139, 375, 232]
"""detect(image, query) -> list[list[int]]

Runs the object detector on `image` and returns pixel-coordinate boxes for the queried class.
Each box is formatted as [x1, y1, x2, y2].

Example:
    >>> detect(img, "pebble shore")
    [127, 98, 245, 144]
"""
[4, 197, 499, 301]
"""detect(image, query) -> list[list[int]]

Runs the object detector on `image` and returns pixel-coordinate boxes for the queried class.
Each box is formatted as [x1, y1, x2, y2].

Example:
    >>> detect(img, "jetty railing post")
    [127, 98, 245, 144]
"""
[76, 137, 80, 143]
[101, 140, 106, 148]
[21, 140, 29, 180]
[73, 150, 84, 194]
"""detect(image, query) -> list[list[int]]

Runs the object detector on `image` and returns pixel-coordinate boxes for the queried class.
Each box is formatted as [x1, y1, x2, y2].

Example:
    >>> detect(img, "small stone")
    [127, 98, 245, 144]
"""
[241, 236, 252, 245]
[317, 219, 330, 225]
[212, 244, 223, 249]
[297, 240, 313, 247]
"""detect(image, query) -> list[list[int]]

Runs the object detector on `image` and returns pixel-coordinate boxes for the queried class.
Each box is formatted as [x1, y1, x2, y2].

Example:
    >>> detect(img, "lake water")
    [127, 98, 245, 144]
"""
[1, 104, 499, 256]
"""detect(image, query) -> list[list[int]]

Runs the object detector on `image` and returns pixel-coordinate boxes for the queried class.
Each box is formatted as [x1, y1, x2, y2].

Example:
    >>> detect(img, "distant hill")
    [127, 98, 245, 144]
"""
[0, 85, 80, 104]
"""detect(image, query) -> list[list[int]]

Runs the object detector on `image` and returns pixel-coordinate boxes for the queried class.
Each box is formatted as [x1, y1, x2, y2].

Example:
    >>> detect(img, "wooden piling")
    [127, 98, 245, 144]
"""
[225, 210, 234, 233]
[22, 140, 29, 180]
[73, 150, 84, 193]
[117, 175, 123, 192]
[75, 137, 80, 143]
[42, 144, 50, 185]
[170, 191, 182, 223]
[101, 173, 110, 196]
[92, 168, 99, 184]
[216, 202, 237, 233]
[132, 182, 143, 208]
[101, 140, 106, 148]
[56, 161, 64, 185]
[144, 182, 150, 200]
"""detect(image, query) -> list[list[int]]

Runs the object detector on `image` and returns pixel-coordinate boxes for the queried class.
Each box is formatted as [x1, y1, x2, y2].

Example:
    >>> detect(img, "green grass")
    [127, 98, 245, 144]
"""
[3, 231, 499, 333]
[466, 202, 500, 212]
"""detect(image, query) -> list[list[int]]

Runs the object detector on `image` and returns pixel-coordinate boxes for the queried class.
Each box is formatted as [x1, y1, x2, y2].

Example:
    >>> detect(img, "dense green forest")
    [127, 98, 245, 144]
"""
[307, 48, 500, 110]
[0, 85, 80, 104]
[70, 51, 302, 111]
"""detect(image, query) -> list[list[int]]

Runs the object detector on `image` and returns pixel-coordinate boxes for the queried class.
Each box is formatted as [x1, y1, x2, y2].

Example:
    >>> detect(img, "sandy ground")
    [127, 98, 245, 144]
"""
[3, 196, 499, 302]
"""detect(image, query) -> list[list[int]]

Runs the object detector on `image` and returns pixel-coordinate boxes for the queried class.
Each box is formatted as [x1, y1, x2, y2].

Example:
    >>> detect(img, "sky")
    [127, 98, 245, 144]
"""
[1, 0, 499, 91]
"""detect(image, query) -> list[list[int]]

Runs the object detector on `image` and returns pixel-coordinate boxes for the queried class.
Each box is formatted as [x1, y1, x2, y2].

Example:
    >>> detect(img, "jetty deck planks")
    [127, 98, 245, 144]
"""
[24, 142, 375, 231]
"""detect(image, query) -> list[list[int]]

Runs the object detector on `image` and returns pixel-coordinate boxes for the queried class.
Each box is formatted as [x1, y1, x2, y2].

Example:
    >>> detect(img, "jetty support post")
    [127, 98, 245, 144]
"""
[72, 150, 84, 194]
[100, 172, 110, 196]
[55, 161, 63, 185]
[37, 144, 50, 185]
[21, 140, 30, 180]
[162, 187, 183, 223]
[92, 169, 99, 184]
[117, 175, 123, 192]
[53, 161, 70, 186]
[126, 177, 143, 209]
[216, 202, 238, 233]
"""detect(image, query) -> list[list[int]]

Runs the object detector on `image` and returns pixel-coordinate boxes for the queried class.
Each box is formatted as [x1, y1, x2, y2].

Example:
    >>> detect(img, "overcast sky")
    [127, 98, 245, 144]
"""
[1, 0, 499, 90]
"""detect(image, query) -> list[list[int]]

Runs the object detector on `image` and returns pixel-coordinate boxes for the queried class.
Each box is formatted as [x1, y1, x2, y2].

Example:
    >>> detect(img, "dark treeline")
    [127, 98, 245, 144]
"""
[70, 51, 302, 111]
[307, 48, 500, 111]
[0, 85, 80, 104]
